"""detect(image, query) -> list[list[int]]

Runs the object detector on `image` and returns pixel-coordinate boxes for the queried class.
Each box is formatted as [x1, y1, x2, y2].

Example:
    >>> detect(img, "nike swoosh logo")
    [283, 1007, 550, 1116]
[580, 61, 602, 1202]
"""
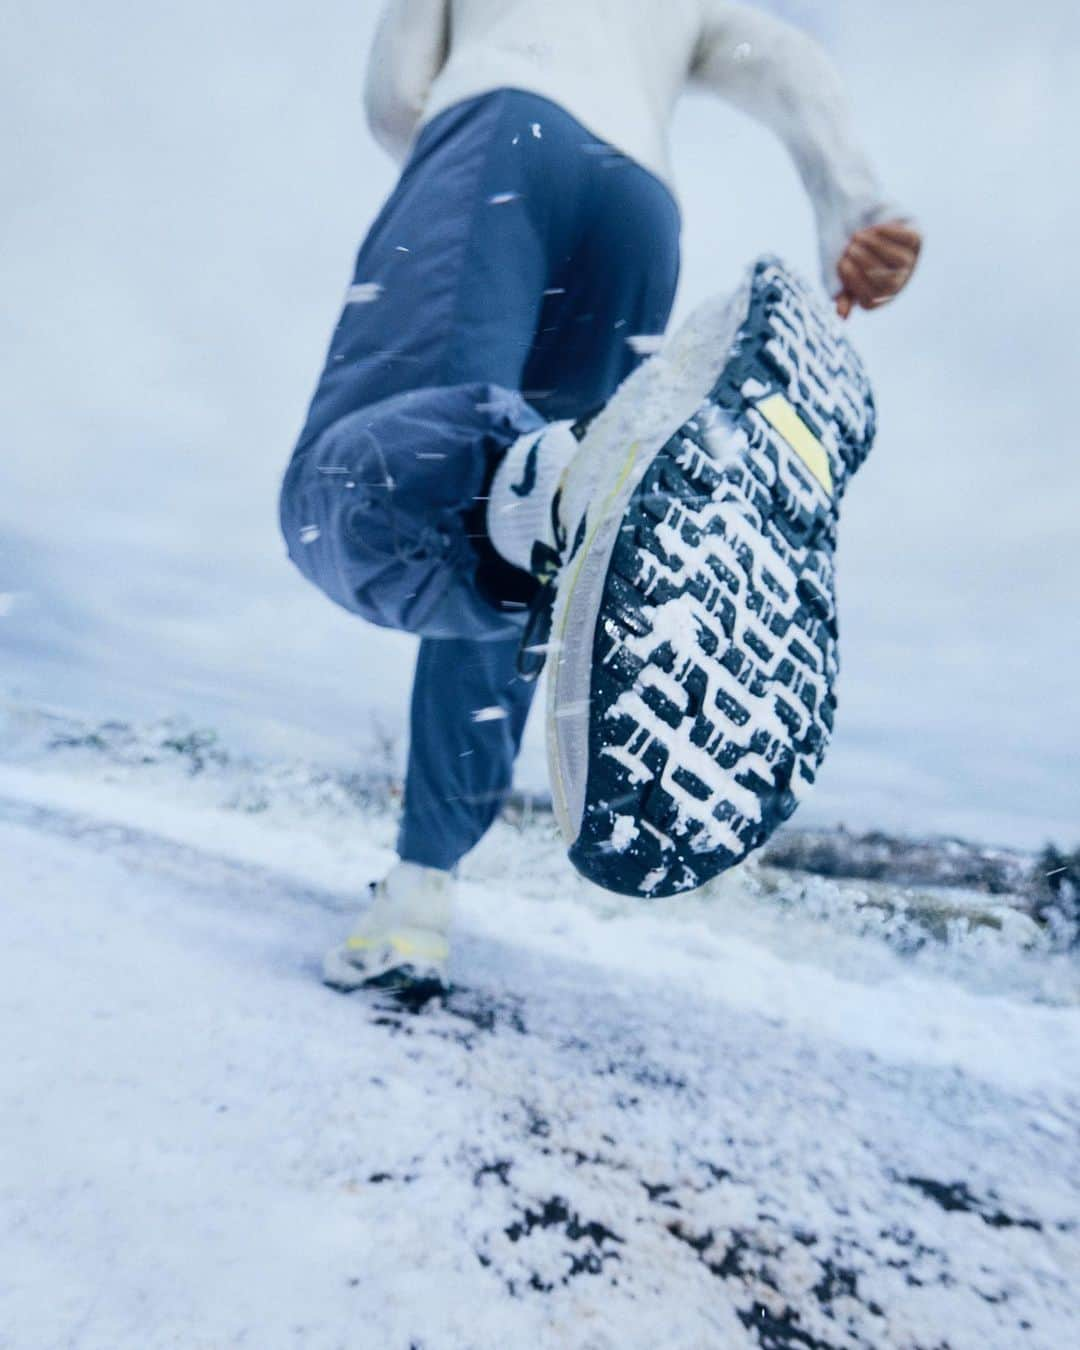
[510, 437, 540, 497]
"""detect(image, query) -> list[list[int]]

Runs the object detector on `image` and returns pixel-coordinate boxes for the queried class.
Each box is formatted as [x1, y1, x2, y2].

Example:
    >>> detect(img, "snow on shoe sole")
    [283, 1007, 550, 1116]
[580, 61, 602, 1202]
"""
[547, 257, 875, 897]
[322, 927, 449, 997]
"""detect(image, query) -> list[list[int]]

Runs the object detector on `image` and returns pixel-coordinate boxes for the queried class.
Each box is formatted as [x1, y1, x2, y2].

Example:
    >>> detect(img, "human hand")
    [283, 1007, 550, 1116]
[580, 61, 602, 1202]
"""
[835, 221, 922, 320]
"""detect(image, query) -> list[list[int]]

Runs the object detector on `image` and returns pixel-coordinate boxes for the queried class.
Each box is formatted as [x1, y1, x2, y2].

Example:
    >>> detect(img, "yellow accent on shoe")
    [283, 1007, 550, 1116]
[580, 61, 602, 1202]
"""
[756, 393, 833, 495]
[345, 932, 449, 963]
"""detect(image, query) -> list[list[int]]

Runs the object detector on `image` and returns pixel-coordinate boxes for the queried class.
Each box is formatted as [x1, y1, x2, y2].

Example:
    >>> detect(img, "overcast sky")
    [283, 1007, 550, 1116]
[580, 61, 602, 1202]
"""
[2, 0, 1078, 847]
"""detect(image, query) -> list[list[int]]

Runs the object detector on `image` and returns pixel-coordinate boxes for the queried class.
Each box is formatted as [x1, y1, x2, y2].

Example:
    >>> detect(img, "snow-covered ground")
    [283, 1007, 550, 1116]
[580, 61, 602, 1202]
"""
[2, 706, 1078, 1349]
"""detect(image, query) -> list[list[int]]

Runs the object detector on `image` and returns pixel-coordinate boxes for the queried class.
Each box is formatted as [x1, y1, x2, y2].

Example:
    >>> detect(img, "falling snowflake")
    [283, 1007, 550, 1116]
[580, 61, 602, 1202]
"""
[471, 706, 509, 723]
[521, 638, 563, 659]
[344, 282, 383, 305]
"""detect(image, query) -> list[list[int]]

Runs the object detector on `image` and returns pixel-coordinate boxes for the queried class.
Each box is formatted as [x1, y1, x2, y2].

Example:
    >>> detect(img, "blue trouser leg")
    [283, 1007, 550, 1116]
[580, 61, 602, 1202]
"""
[280, 90, 681, 872]
[397, 636, 534, 869]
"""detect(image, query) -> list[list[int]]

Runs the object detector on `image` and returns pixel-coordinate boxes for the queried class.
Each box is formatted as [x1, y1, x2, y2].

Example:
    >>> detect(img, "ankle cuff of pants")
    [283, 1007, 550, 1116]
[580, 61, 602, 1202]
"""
[396, 829, 463, 874]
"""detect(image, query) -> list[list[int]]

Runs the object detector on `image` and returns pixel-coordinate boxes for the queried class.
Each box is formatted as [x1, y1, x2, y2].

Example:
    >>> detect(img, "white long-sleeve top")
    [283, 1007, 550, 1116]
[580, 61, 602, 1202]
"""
[365, 0, 897, 293]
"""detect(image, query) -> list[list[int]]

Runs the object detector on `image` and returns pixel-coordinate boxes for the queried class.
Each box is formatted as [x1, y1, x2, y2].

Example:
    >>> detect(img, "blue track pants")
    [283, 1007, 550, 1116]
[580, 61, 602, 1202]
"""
[280, 90, 681, 869]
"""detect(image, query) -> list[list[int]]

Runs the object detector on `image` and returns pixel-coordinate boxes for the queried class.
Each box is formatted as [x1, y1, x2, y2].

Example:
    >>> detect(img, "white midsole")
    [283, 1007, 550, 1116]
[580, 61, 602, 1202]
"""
[546, 277, 755, 845]
[322, 925, 449, 990]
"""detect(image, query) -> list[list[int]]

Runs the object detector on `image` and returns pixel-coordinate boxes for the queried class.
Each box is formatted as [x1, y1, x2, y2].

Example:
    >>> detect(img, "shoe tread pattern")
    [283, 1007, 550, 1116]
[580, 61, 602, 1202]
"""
[569, 259, 875, 897]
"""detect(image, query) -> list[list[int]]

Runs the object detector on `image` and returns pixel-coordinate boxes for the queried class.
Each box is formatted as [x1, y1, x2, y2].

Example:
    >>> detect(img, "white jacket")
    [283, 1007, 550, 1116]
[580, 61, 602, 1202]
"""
[365, 0, 897, 293]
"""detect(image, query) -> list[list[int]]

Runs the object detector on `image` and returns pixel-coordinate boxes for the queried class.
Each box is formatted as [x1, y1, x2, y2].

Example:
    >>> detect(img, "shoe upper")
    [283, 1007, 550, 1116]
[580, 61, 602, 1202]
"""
[326, 861, 455, 985]
[350, 861, 454, 942]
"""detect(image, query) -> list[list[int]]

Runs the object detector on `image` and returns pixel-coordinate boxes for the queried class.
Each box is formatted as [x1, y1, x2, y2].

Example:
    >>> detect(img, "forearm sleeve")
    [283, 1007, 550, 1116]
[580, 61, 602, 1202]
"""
[692, 1, 899, 293]
[365, 0, 451, 162]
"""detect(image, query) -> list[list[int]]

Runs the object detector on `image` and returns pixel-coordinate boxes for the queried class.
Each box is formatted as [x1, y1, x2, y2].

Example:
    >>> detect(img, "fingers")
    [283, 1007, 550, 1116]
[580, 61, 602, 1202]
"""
[854, 222, 922, 282]
[835, 290, 854, 320]
[851, 231, 917, 271]
[837, 255, 877, 309]
[865, 221, 922, 249]
[837, 220, 923, 315]
[846, 240, 904, 286]
[837, 255, 899, 312]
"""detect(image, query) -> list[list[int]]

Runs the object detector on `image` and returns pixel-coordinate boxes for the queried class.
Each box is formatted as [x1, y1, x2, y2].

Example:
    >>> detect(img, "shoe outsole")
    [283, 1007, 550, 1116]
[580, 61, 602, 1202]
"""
[563, 259, 876, 897]
[322, 946, 448, 1001]
[323, 963, 447, 997]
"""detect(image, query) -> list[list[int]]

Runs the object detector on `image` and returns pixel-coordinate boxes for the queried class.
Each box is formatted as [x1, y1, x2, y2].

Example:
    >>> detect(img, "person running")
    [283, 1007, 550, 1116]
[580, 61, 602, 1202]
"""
[279, 0, 921, 994]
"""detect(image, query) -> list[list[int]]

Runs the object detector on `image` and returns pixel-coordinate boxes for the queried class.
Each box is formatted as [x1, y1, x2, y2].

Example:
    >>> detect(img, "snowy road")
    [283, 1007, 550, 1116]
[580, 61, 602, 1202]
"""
[1, 755, 1078, 1349]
